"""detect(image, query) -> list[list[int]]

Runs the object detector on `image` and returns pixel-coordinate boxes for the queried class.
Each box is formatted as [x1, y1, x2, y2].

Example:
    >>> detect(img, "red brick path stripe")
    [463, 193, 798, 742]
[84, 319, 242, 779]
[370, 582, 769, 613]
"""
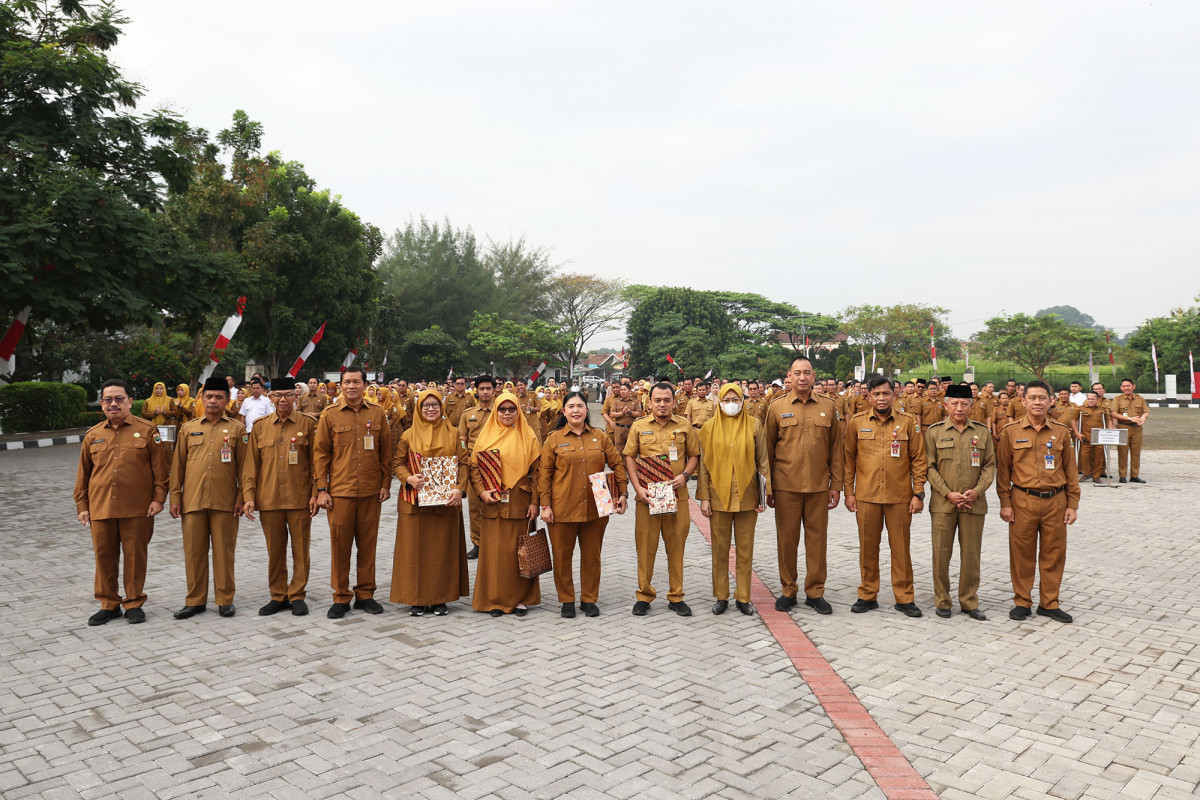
[689, 500, 939, 800]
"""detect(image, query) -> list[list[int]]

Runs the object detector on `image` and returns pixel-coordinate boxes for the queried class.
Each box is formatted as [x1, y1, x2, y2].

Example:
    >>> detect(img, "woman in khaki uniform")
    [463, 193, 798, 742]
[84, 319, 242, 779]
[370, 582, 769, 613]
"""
[471, 391, 542, 616]
[538, 392, 628, 618]
[173, 383, 196, 426]
[142, 382, 173, 427]
[991, 391, 1011, 443]
[391, 389, 469, 616]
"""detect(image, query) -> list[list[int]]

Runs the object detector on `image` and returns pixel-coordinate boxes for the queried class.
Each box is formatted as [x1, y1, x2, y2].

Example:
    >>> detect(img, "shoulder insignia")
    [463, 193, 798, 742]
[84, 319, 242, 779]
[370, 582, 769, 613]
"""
[152, 432, 162, 444]
[242, 434, 249, 444]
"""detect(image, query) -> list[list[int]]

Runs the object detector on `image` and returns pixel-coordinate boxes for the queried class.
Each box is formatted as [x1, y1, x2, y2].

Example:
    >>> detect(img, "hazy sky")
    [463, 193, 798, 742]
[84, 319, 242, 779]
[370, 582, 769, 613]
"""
[112, 1, 1200, 343]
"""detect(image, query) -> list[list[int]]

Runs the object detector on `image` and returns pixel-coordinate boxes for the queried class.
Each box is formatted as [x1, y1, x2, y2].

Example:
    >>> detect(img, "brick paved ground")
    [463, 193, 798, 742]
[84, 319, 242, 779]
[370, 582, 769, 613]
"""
[0, 443, 1196, 799]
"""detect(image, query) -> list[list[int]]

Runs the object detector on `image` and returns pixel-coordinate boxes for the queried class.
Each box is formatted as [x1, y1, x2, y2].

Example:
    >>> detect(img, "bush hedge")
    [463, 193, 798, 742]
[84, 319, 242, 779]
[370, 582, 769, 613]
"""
[0, 382, 88, 433]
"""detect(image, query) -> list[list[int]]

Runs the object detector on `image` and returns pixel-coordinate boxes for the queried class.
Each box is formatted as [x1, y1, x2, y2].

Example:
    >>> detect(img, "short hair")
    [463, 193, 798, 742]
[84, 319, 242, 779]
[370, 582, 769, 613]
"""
[904, 381, 915, 388]
[1120, 377, 1134, 386]
[474, 375, 495, 389]
[1069, 381, 1082, 388]
[250, 378, 263, 386]
[789, 356, 814, 371]
[1087, 391, 1098, 398]
[915, 378, 927, 386]
[650, 382, 675, 399]
[101, 378, 132, 396]
[341, 367, 366, 382]
[867, 376, 893, 392]
[1025, 380, 1052, 398]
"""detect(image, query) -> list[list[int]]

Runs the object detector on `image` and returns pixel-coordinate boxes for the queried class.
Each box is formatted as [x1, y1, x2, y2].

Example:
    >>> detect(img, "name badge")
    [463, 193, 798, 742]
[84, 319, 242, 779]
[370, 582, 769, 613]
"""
[288, 449, 299, 465]
[221, 447, 232, 464]
[890, 440, 901, 458]
[1044, 442, 1054, 470]
[364, 434, 375, 450]
[971, 448, 980, 468]
[500, 491, 510, 504]
[668, 444, 678, 461]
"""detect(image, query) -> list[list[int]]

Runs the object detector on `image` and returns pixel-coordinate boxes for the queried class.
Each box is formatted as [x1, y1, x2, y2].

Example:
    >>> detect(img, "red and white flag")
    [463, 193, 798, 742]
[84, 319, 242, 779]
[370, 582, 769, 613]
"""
[860, 346, 865, 374]
[339, 348, 357, 372]
[287, 321, 326, 378]
[1106, 331, 1114, 375]
[0, 306, 31, 377]
[446, 366, 454, 381]
[528, 360, 548, 384]
[703, 369, 713, 380]
[929, 323, 937, 372]
[1151, 342, 1159, 384]
[1191, 351, 1197, 398]
[666, 354, 684, 373]
[198, 296, 247, 384]
[870, 346, 876, 374]
[620, 347, 627, 368]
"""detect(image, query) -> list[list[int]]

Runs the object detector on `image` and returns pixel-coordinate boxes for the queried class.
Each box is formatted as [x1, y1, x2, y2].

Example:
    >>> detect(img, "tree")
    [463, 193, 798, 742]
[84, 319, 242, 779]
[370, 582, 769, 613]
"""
[841, 304, 954, 373]
[468, 313, 572, 379]
[626, 288, 734, 378]
[973, 313, 1098, 379]
[400, 326, 464, 380]
[486, 237, 559, 321]
[1125, 297, 1200, 385]
[0, 1, 244, 332]
[1036, 305, 1096, 330]
[550, 274, 627, 378]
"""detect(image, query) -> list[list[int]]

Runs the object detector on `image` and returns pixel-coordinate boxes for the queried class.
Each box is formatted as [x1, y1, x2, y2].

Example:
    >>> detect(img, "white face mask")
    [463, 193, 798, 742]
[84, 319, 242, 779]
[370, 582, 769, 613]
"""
[721, 401, 742, 417]
[536, 391, 545, 399]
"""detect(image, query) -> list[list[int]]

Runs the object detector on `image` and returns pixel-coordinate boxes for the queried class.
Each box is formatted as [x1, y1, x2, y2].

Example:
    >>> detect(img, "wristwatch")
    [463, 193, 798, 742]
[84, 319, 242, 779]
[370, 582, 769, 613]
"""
[913, 492, 925, 500]
[317, 487, 329, 493]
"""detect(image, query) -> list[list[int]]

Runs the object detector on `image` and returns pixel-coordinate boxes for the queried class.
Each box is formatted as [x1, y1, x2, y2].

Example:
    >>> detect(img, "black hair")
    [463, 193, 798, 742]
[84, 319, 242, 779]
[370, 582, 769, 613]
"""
[552, 391, 593, 431]
[475, 375, 495, 389]
[341, 366, 366, 382]
[101, 378, 132, 396]
[1120, 377, 1134, 386]
[650, 381, 675, 399]
[1025, 379, 1052, 398]
[789, 356, 814, 370]
[866, 375, 893, 392]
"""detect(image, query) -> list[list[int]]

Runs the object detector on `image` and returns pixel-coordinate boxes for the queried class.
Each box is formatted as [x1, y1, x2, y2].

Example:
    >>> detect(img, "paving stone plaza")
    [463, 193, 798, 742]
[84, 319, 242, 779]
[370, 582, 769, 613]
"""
[1, 439, 1197, 799]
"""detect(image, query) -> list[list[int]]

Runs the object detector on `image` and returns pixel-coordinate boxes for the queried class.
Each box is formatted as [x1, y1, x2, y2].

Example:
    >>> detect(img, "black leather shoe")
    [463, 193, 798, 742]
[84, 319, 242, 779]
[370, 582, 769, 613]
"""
[173, 605, 206, 620]
[894, 603, 923, 618]
[736, 601, 755, 616]
[1009, 605, 1031, 620]
[804, 596, 833, 615]
[1130, 477, 1146, 483]
[935, 607, 951, 618]
[327, 602, 350, 619]
[514, 605, 528, 617]
[88, 608, 123, 626]
[259, 599, 291, 616]
[467, 545, 479, 560]
[431, 603, 448, 616]
[218, 605, 235, 617]
[1119, 477, 1127, 483]
[409, 605, 427, 617]
[124, 607, 145, 624]
[1037, 605, 1074, 623]
[291, 599, 309, 616]
[712, 599, 728, 615]
[632, 600, 651, 616]
[353, 598, 384, 614]
[580, 603, 600, 617]
[561, 603, 576, 619]
[850, 599, 879, 613]
[774, 595, 798, 611]
[667, 601, 692, 617]
[489, 609, 504, 617]
[965, 608, 987, 621]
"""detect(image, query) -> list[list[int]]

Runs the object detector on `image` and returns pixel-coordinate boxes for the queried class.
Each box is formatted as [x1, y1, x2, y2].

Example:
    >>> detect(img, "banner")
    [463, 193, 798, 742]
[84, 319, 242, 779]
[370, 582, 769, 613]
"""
[528, 360, 548, 384]
[287, 321, 326, 378]
[198, 296, 247, 384]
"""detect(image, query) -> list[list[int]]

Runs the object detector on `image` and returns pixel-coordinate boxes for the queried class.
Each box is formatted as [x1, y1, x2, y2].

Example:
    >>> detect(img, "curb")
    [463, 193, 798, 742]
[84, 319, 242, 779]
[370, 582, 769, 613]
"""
[2, 434, 84, 451]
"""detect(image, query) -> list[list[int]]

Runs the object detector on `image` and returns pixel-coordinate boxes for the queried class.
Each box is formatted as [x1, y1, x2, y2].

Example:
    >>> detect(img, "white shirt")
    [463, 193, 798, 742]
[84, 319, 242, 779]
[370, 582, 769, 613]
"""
[1069, 392, 1086, 406]
[239, 394, 275, 432]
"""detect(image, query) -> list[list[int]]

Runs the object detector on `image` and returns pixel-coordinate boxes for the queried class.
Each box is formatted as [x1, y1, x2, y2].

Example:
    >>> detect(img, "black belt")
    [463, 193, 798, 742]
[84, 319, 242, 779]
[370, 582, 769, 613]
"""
[1012, 484, 1065, 499]
[616, 423, 631, 428]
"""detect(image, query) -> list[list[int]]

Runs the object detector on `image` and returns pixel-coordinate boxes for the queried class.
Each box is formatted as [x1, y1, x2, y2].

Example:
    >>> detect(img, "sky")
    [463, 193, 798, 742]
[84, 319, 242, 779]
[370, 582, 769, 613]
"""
[111, 1, 1200, 345]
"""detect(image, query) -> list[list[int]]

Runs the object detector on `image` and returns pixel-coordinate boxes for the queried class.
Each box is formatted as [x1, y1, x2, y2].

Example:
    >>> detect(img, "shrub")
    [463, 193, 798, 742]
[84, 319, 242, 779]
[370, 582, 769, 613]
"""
[76, 411, 106, 428]
[0, 382, 88, 433]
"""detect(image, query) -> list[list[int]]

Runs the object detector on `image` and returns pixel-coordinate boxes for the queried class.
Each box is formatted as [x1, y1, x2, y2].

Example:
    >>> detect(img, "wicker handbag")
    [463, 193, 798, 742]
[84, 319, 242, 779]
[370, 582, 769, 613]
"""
[517, 518, 552, 579]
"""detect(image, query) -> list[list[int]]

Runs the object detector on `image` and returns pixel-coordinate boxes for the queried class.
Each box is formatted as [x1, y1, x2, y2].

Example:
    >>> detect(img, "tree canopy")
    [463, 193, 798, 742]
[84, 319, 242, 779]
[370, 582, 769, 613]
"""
[973, 312, 1098, 379]
[626, 288, 734, 378]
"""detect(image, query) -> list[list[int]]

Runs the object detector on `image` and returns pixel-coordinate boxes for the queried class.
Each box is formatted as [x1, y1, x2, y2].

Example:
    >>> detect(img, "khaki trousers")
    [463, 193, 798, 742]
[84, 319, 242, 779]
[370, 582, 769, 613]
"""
[91, 516, 153, 610]
[634, 500, 690, 603]
[1008, 490, 1067, 610]
[930, 511, 984, 611]
[549, 518, 608, 603]
[855, 501, 914, 603]
[612, 425, 631, 451]
[467, 484, 482, 547]
[181, 509, 238, 606]
[1117, 425, 1143, 479]
[774, 490, 830, 599]
[710, 510, 756, 603]
[260, 509, 311, 601]
[1080, 443, 1105, 480]
[328, 495, 381, 604]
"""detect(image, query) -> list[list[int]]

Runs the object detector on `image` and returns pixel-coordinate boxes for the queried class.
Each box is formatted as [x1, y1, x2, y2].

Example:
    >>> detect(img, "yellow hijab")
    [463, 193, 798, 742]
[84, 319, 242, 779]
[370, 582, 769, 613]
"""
[404, 388, 458, 456]
[698, 383, 756, 509]
[144, 382, 172, 422]
[472, 391, 541, 489]
[175, 384, 196, 414]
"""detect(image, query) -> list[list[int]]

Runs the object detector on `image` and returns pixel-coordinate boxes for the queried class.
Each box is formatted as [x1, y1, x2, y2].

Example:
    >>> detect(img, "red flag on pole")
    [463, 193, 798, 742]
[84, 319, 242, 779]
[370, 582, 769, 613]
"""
[339, 348, 357, 372]
[528, 360, 548, 384]
[665, 354, 684, 373]
[1191, 351, 1197, 398]
[0, 306, 31, 377]
[198, 296, 247, 384]
[287, 321, 327, 377]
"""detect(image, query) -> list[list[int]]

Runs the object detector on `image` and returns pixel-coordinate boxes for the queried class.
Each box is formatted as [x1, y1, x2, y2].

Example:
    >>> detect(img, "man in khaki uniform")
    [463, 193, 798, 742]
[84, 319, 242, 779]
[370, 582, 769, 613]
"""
[915, 380, 943, 428]
[997, 380, 1080, 623]
[313, 367, 392, 618]
[243, 377, 317, 617]
[624, 382, 700, 616]
[1007, 385, 1027, 421]
[1111, 378, 1149, 483]
[744, 381, 768, 423]
[458, 375, 496, 557]
[765, 357, 843, 615]
[606, 382, 643, 451]
[74, 378, 170, 625]
[443, 376, 475, 428]
[1050, 388, 1075, 425]
[1071, 392, 1108, 483]
[924, 385, 995, 620]
[685, 381, 716, 429]
[673, 378, 693, 416]
[170, 376, 248, 619]
[844, 376, 927, 618]
[300, 377, 328, 419]
[515, 380, 543, 441]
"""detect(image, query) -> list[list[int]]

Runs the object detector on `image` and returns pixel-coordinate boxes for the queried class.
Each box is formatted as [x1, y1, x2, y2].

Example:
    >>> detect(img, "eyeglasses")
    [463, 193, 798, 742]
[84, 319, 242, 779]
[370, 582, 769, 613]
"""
[496, 407, 519, 414]
[100, 397, 128, 405]
[420, 403, 442, 411]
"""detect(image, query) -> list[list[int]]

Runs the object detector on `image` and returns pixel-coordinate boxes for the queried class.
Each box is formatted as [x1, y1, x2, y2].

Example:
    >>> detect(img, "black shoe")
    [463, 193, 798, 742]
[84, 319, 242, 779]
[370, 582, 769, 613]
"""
[804, 596, 833, 615]
[431, 603, 448, 616]
[561, 603, 576, 619]
[514, 605, 528, 617]
[218, 604, 235, 617]
[327, 603, 350, 619]
[88, 608, 123, 626]
[774, 595, 798, 611]
[409, 605, 427, 617]
[1037, 605, 1074, 623]
[291, 599, 309, 616]
[894, 603, 923, 618]
[667, 601, 693, 617]
[736, 601, 755, 616]
[353, 598, 384, 614]
[935, 607, 951, 619]
[580, 603, 600, 617]
[173, 605, 206, 620]
[1009, 605, 1031, 620]
[1119, 477, 1127, 483]
[712, 599, 728, 615]
[124, 607, 145, 624]
[1130, 477, 1145, 484]
[258, 599, 291, 616]
[965, 609, 987, 621]
[632, 600, 651, 616]
[467, 545, 479, 560]
[850, 599, 879, 613]
[489, 609, 504, 617]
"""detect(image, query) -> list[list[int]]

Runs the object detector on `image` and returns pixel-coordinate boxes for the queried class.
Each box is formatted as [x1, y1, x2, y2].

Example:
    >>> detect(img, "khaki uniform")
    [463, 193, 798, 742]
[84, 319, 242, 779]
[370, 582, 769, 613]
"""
[74, 416, 169, 611]
[170, 415, 247, 607]
[968, 397, 990, 425]
[1111, 393, 1149, 479]
[1007, 397, 1026, 421]
[764, 392, 843, 601]
[242, 410, 316, 603]
[607, 395, 643, 451]
[299, 392, 328, 418]
[600, 394, 617, 436]
[469, 458, 542, 613]
[1049, 400, 1075, 425]
[844, 409, 927, 604]
[744, 396, 768, 423]
[917, 394, 943, 427]
[996, 417, 1080, 610]
[923, 419, 995, 612]
[517, 394, 543, 441]
[673, 389, 691, 417]
[458, 404, 493, 547]
[623, 415, 700, 604]
[685, 397, 716, 429]
[1072, 405, 1108, 480]
[538, 426, 628, 604]
[443, 390, 475, 428]
[312, 402, 393, 604]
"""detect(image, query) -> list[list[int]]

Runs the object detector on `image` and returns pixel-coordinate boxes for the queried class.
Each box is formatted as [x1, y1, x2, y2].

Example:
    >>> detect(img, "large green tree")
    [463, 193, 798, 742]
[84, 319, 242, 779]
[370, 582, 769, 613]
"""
[841, 304, 955, 374]
[972, 312, 1098, 379]
[468, 312, 571, 379]
[550, 274, 627, 377]
[487, 237, 559, 322]
[1125, 297, 1200, 385]
[626, 288, 734, 378]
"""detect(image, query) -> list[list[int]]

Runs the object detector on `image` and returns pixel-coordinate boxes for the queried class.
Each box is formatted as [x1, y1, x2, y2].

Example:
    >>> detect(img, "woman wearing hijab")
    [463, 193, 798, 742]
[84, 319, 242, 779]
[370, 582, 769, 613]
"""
[391, 389, 469, 616]
[173, 383, 197, 426]
[471, 391, 542, 616]
[142, 382, 173, 426]
[538, 391, 628, 618]
[696, 382, 771, 616]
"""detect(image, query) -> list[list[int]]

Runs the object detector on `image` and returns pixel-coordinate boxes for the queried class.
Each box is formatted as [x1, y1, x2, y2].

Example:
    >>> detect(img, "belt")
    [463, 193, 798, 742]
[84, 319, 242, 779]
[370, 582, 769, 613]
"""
[692, 423, 704, 428]
[616, 423, 631, 428]
[1012, 484, 1065, 499]
[1117, 421, 1137, 426]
